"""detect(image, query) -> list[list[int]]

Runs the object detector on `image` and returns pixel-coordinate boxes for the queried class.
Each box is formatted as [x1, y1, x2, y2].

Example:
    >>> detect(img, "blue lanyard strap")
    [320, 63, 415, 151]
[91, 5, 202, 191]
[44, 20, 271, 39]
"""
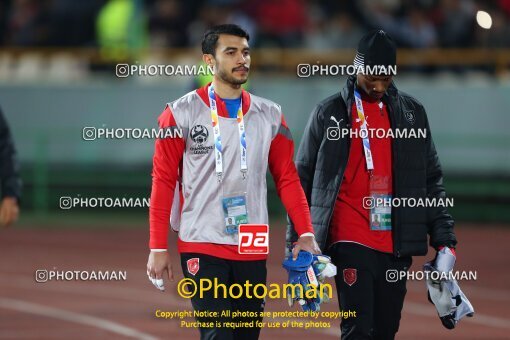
[354, 89, 374, 172]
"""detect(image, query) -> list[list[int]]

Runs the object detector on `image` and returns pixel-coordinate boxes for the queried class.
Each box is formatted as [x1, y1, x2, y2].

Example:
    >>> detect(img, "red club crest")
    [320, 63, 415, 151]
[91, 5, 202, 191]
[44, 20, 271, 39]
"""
[187, 258, 199, 276]
[343, 268, 357, 286]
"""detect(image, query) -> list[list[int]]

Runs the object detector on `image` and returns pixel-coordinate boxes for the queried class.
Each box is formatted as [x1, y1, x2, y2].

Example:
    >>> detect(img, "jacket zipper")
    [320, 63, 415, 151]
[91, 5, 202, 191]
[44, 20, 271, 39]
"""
[387, 98, 401, 257]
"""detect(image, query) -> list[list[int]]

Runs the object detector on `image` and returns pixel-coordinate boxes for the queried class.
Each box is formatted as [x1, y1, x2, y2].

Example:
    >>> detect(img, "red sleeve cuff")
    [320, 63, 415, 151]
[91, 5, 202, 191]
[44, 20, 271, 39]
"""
[438, 245, 456, 257]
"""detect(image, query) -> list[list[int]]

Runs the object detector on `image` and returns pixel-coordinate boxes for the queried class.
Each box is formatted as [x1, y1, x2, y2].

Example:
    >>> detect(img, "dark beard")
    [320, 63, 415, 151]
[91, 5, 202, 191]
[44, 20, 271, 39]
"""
[217, 68, 248, 86]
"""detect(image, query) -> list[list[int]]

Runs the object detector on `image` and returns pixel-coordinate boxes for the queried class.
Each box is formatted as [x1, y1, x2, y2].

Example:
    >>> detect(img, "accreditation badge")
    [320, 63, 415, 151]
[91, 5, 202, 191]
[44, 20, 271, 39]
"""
[222, 194, 248, 234]
[221, 179, 249, 235]
[369, 175, 392, 231]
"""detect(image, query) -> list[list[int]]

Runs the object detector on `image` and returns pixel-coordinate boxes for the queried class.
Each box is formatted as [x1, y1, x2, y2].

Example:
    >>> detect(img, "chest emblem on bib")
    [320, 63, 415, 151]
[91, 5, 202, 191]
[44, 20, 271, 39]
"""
[190, 124, 213, 155]
[190, 125, 209, 145]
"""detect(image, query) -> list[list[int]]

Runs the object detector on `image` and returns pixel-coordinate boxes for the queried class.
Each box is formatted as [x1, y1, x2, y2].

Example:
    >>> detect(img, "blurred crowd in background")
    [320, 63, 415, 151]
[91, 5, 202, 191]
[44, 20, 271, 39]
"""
[1, 0, 509, 50]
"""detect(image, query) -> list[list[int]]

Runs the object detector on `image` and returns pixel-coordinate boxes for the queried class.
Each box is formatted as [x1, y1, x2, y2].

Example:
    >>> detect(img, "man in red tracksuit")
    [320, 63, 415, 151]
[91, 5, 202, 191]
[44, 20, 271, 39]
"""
[146, 24, 320, 340]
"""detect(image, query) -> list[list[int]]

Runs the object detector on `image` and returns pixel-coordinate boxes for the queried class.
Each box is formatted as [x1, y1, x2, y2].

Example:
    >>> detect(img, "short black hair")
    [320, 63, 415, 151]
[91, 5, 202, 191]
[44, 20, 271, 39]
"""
[202, 24, 250, 56]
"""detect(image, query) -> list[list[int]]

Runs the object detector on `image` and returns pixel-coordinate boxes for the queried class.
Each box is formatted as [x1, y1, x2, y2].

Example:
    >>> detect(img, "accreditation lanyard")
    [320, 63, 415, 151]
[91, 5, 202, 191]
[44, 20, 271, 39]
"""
[354, 89, 374, 173]
[208, 85, 248, 182]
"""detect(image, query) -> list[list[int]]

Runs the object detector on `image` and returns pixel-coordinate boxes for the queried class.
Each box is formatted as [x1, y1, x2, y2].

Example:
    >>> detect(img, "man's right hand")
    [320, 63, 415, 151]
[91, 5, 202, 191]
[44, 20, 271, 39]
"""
[147, 250, 174, 291]
[0, 197, 19, 228]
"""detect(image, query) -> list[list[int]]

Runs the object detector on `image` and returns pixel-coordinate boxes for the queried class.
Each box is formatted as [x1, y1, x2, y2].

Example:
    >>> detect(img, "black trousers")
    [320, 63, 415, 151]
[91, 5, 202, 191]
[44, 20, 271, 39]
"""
[180, 253, 266, 340]
[328, 242, 412, 340]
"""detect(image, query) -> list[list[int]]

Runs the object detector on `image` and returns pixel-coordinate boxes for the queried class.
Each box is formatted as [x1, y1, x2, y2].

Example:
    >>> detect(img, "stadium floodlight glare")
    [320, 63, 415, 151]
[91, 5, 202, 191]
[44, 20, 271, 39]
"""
[476, 10, 492, 29]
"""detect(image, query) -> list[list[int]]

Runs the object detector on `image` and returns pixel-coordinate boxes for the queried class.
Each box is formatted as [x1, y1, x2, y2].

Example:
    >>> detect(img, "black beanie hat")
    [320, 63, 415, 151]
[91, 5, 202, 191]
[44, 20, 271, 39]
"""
[353, 30, 397, 70]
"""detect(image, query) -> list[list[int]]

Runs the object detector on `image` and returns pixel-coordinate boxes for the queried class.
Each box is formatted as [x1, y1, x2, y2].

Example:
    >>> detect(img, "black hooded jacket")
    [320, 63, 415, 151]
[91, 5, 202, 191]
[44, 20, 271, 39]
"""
[287, 76, 456, 257]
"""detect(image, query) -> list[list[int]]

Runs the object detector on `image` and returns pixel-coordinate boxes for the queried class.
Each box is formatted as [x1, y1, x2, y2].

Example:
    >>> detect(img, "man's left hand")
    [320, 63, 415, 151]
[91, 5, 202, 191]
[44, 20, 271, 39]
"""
[293, 235, 321, 260]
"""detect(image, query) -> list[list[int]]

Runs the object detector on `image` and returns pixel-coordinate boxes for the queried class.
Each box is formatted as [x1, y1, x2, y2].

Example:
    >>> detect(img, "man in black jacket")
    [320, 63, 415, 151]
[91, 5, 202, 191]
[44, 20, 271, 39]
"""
[287, 30, 457, 339]
[0, 106, 21, 228]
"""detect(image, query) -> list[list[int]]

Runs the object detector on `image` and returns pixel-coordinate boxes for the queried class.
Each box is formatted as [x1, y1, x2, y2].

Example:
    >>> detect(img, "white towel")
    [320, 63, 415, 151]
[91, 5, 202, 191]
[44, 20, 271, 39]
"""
[423, 247, 474, 329]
